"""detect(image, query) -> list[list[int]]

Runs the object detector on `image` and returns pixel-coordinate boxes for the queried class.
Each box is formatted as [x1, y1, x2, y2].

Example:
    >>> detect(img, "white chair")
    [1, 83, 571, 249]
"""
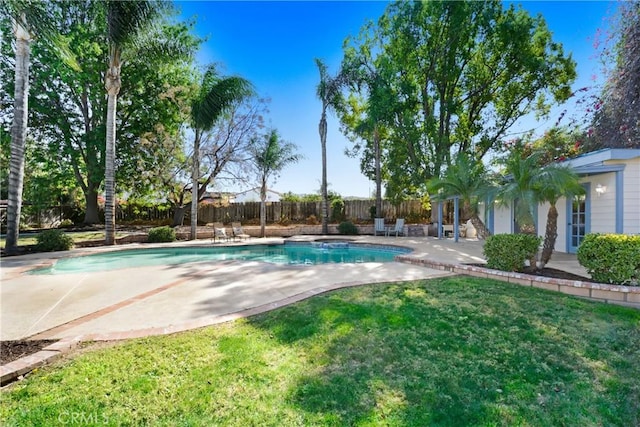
[212, 222, 230, 242]
[232, 222, 250, 240]
[374, 218, 386, 236]
[388, 218, 405, 237]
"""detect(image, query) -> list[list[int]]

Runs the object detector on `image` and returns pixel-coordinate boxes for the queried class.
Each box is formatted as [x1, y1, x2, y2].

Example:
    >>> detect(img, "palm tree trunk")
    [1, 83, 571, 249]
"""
[469, 214, 491, 240]
[190, 130, 200, 240]
[260, 178, 267, 238]
[319, 109, 328, 234]
[539, 203, 559, 269]
[104, 48, 121, 245]
[6, 19, 31, 253]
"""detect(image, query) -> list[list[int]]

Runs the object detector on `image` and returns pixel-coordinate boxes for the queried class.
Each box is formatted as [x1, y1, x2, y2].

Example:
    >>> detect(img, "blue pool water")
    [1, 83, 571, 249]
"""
[30, 242, 412, 275]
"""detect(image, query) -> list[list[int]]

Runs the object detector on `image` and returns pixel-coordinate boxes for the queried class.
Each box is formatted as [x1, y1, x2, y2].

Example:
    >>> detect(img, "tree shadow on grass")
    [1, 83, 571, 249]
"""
[248, 277, 640, 426]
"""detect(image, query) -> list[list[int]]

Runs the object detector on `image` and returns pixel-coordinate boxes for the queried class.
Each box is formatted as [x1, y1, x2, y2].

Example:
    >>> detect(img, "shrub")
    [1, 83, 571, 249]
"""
[278, 216, 291, 226]
[58, 219, 74, 228]
[338, 221, 359, 235]
[330, 198, 346, 223]
[36, 229, 74, 252]
[577, 233, 640, 285]
[483, 233, 542, 272]
[147, 226, 176, 243]
[306, 215, 319, 225]
[369, 206, 377, 220]
[404, 211, 429, 224]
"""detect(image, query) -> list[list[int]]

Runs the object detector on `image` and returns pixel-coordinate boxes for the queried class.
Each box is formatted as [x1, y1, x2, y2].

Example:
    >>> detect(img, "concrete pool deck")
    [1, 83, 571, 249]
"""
[6, 235, 638, 385]
[1, 235, 593, 344]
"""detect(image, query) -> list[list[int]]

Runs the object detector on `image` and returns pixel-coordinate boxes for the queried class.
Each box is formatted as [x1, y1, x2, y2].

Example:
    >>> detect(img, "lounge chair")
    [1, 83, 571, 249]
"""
[387, 218, 405, 237]
[212, 222, 230, 242]
[232, 222, 250, 241]
[374, 218, 386, 236]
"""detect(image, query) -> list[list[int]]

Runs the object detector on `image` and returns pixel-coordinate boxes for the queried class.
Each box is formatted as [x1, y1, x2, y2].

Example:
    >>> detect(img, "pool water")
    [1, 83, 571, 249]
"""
[30, 243, 411, 275]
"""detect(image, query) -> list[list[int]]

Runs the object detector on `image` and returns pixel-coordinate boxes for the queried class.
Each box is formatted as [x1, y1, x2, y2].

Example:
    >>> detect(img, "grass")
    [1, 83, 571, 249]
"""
[1, 277, 639, 426]
[0, 231, 131, 249]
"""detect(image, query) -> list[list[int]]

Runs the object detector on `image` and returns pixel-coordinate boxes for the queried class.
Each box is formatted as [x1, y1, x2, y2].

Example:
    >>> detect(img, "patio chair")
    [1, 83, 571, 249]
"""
[232, 222, 250, 241]
[212, 222, 230, 243]
[387, 218, 405, 237]
[374, 218, 387, 236]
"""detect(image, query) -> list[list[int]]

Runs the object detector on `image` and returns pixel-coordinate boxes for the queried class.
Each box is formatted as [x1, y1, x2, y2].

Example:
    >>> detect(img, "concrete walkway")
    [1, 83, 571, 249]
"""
[0, 236, 588, 342]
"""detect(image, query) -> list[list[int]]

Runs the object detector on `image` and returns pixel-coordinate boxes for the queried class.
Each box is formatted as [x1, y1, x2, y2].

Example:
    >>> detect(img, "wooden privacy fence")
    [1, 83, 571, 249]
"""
[115, 204, 173, 221]
[198, 199, 430, 224]
[21, 199, 430, 226]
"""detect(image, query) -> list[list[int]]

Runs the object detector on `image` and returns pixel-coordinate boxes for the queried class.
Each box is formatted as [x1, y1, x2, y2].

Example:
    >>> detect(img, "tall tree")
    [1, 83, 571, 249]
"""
[188, 65, 252, 239]
[1, 0, 76, 252]
[104, 0, 160, 244]
[315, 59, 344, 233]
[167, 97, 266, 227]
[248, 129, 301, 238]
[340, 39, 395, 216]
[344, 0, 577, 199]
[2, 1, 200, 225]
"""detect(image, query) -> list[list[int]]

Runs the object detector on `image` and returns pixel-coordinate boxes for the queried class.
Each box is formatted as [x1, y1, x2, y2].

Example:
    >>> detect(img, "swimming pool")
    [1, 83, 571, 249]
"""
[30, 242, 412, 275]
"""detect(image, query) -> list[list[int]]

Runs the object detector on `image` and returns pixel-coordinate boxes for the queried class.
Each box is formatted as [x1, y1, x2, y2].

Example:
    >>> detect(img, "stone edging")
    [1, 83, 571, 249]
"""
[395, 255, 640, 309]
[1, 338, 81, 386]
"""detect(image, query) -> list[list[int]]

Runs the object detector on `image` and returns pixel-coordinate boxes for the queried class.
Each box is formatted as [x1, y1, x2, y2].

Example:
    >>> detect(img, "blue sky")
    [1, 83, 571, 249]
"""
[176, 1, 616, 198]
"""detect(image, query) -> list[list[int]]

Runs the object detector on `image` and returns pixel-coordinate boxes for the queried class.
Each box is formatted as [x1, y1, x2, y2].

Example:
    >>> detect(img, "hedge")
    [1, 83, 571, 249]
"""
[577, 233, 640, 285]
[483, 233, 542, 272]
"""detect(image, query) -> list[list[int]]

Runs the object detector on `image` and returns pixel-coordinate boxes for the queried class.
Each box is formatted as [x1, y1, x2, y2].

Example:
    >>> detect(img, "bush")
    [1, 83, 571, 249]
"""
[36, 229, 74, 252]
[577, 233, 640, 285]
[147, 226, 176, 243]
[58, 219, 74, 228]
[404, 211, 430, 224]
[330, 198, 346, 223]
[337, 221, 359, 235]
[278, 216, 291, 226]
[306, 215, 319, 225]
[483, 233, 542, 272]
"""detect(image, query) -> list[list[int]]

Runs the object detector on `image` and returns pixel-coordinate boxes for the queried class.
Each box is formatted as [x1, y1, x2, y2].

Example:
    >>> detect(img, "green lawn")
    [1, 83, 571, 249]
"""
[2, 277, 639, 426]
[0, 231, 131, 249]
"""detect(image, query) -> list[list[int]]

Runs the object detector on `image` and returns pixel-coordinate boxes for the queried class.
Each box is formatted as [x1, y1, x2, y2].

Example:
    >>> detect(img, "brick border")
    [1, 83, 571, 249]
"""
[1, 337, 81, 386]
[395, 255, 640, 309]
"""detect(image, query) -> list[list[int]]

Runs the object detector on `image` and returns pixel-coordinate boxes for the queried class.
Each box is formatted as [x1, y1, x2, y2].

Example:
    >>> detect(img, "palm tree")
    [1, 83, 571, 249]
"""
[189, 66, 252, 240]
[2, 1, 76, 253]
[535, 164, 583, 269]
[496, 150, 542, 235]
[428, 151, 493, 239]
[315, 59, 344, 234]
[497, 148, 583, 270]
[104, 0, 158, 245]
[249, 129, 301, 238]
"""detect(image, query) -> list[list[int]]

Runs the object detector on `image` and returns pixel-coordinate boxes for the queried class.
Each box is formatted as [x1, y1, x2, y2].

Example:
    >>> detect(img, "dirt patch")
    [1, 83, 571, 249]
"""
[467, 264, 594, 283]
[1, 340, 59, 365]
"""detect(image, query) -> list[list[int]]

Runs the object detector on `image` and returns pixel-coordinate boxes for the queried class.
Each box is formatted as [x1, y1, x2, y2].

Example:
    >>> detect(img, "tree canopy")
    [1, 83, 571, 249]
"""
[0, 1, 200, 224]
[588, 1, 639, 149]
[342, 0, 577, 199]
